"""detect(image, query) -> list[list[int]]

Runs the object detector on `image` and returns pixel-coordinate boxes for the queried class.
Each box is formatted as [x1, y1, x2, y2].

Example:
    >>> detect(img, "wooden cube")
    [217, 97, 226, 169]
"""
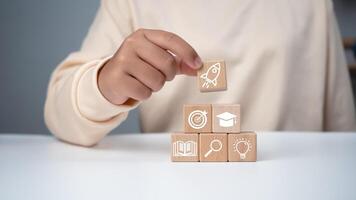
[184, 104, 212, 133]
[212, 104, 241, 133]
[171, 133, 199, 162]
[199, 134, 228, 162]
[228, 132, 257, 162]
[197, 60, 227, 92]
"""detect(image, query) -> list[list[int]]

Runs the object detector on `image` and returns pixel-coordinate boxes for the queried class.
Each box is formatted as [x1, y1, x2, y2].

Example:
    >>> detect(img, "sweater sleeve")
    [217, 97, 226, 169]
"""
[323, 0, 356, 131]
[44, 0, 139, 146]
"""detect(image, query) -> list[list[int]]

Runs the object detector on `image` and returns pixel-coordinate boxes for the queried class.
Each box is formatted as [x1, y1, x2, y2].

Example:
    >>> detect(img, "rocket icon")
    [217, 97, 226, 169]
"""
[200, 62, 221, 88]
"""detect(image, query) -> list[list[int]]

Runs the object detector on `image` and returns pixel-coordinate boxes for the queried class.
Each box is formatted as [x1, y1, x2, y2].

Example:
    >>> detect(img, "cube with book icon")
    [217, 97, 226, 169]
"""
[171, 134, 199, 162]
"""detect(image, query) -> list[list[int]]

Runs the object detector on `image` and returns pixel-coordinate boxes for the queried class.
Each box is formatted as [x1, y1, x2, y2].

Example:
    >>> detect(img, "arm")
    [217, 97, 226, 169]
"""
[44, 0, 202, 146]
[44, 0, 137, 146]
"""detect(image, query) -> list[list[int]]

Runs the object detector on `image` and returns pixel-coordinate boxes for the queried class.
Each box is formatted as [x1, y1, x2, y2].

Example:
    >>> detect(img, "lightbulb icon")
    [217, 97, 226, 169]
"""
[233, 138, 252, 160]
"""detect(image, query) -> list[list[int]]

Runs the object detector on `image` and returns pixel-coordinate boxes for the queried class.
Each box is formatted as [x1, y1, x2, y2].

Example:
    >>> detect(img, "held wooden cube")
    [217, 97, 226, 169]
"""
[199, 134, 228, 162]
[184, 104, 212, 133]
[171, 133, 199, 162]
[228, 132, 257, 162]
[197, 60, 227, 92]
[212, 104, 241, 133]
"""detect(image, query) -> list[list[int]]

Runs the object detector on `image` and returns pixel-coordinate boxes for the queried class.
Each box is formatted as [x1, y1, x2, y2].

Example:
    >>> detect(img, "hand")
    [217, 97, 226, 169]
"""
[98, 29, 202, 105]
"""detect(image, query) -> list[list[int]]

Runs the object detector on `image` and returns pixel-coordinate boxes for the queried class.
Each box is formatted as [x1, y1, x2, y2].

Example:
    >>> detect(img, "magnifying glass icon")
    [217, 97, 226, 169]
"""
[204, 139, 223, 158]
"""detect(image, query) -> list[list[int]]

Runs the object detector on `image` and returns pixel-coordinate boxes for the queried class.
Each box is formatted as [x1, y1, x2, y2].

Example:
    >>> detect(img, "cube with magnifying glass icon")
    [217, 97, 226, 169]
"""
[199, 133, 228, 162]
[228, 132, 257, 162]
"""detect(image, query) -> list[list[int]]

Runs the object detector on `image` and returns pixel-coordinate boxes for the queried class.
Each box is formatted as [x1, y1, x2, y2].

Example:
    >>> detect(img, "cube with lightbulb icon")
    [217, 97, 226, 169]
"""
[228, 132, 257, 162]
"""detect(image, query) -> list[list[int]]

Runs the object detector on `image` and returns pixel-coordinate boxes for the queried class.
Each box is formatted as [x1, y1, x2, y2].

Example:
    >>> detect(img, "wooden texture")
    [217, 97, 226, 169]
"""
[199, 133, 228, 162]
[228, 132, 257, 162]
[171, 133, 199, 162]
[212, 104, 241, 133]
[197, 60, 227, 92]
[184, 104, 212, 133]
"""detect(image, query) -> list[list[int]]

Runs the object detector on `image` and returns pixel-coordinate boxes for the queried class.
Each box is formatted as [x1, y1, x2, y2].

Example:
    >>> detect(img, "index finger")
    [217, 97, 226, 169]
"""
[141, 29, 202, 70]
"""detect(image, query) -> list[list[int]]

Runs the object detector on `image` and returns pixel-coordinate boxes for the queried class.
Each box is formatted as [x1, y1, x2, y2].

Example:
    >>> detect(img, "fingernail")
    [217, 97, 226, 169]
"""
[192, 57, 202, 69]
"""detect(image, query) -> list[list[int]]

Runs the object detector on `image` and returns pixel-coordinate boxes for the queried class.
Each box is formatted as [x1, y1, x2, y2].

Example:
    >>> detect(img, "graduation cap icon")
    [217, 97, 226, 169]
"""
[216, 112, 237, 128]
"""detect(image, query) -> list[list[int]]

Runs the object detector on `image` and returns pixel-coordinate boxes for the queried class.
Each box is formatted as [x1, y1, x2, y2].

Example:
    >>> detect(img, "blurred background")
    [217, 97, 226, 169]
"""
[0, 0, 355, 135]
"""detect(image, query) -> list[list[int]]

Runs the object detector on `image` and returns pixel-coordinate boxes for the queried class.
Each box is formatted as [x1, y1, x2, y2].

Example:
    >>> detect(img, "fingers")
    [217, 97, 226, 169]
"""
[141, 29, 202, 70]
[134, 38, 177, 81]
[124, 57, 166, 92]
[120, 75, 152, 101]
[98, 28, 202, 105]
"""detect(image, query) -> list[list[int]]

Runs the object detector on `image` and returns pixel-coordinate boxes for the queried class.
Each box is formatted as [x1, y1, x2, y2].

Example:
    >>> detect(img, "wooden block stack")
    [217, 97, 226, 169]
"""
[171, 61, 257, 162]
[171, 104, 257, 162]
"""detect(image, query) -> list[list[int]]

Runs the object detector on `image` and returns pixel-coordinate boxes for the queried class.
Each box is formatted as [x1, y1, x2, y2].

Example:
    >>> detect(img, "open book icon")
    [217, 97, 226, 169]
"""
[173, 140, 197, 157]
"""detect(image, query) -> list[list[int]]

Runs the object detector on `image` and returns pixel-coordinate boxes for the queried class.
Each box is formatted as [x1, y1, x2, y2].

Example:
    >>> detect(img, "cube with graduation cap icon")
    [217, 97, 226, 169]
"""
[217, 112, 237, 127]
[212, 104, 241, 133]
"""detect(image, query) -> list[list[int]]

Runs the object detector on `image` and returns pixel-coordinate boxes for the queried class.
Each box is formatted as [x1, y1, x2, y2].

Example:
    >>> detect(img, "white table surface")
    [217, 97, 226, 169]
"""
[0, 132, 355, 200]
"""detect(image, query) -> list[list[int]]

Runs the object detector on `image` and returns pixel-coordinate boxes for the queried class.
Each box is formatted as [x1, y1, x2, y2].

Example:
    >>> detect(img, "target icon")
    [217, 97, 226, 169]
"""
[188, 110, 208, 129]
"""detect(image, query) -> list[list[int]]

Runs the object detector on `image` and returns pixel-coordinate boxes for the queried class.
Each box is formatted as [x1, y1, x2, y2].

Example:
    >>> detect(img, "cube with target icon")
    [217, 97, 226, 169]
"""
[183, 104, 212, 133]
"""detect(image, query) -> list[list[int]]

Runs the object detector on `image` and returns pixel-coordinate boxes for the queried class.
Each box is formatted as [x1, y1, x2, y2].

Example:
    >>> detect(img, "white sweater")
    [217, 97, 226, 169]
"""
[44, 0, 356, 146]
